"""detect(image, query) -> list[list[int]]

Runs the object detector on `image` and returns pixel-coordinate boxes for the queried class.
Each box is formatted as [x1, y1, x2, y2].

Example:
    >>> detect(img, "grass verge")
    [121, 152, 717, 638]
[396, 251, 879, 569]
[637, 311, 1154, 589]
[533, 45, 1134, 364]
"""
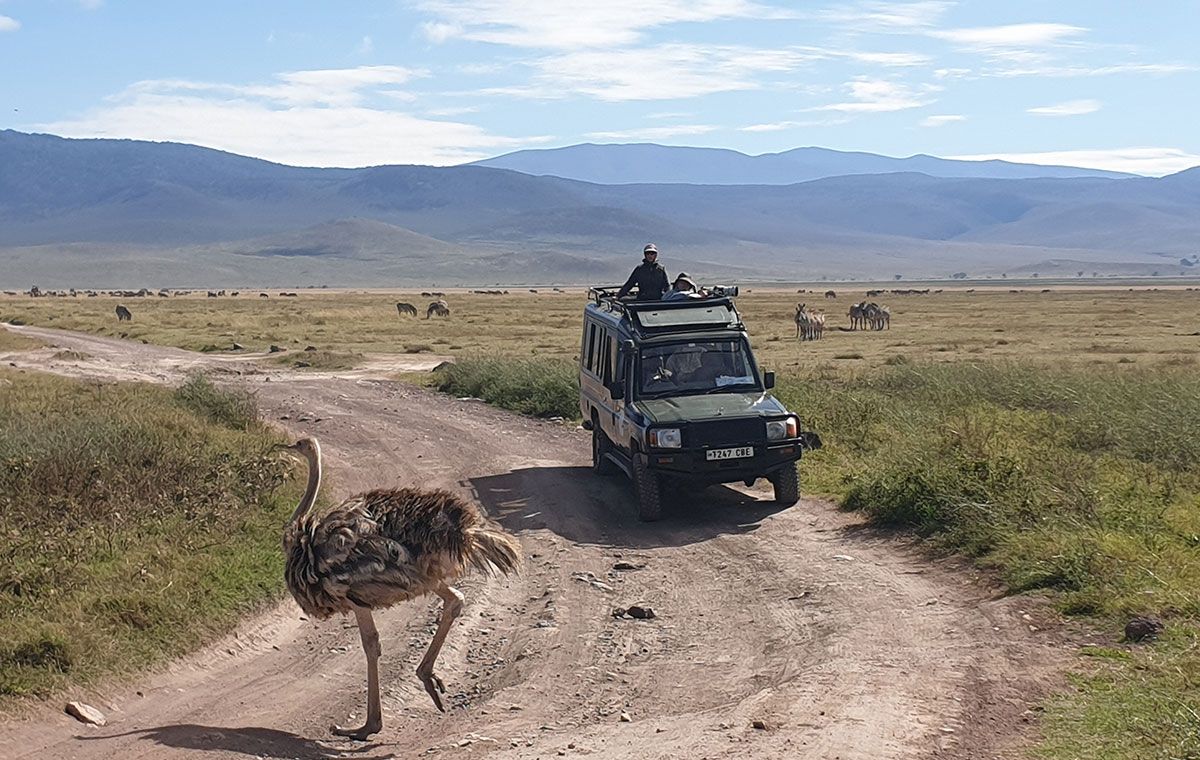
[772, 362, 1200, 760]
[0, 369, 297, 703]
[434, 356, 577, 418]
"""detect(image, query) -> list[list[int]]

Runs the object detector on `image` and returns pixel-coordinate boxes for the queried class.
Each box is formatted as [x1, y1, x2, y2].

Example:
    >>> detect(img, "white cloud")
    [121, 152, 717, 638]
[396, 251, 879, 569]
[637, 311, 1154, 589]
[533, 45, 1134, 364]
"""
[809, 77, 937, 113]
[739, 117, 850, 132]
[418, 0, 786, 49]
[35, 69, 547, 167]
[122, 66, 426, 108]
[1027, 99, 1101, 117]
[947, 148, 1200, 177]
[0, 14, 20, 32]
[584, 124, 718, 140]
[992, 62, 1195, 78]
[920, 114, 965, 127]
[845, 51, 932, 67]
[930, 23, 1087, 50]
[817, 1, 954, 30]
[485, 43, 817, 101]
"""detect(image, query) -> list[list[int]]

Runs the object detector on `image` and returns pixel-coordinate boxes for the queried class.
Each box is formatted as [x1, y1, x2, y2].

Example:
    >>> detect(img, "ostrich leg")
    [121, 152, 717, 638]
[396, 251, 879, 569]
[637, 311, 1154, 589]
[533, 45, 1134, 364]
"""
[416, 584, 465, 711]
[333, 607, 383, 740]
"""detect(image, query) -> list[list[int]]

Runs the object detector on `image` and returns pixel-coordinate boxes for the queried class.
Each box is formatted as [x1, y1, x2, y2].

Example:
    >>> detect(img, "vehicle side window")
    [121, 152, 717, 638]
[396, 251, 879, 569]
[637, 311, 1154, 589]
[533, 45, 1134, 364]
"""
[584, 323, 597, 374]
[602, 333, 615, 385]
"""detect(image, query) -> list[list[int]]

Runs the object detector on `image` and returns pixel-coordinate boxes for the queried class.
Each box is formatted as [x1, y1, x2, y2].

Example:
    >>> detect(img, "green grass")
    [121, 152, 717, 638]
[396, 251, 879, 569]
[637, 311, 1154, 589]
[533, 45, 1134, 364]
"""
[0, 369, 298, 702]
[435, 355, 577, 418]
[772, 362, 1200, 760]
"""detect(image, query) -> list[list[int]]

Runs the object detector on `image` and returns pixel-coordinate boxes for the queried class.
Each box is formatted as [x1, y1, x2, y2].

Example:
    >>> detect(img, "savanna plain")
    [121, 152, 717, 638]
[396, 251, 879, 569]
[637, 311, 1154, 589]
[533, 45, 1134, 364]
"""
[2, 284, 1199, 759]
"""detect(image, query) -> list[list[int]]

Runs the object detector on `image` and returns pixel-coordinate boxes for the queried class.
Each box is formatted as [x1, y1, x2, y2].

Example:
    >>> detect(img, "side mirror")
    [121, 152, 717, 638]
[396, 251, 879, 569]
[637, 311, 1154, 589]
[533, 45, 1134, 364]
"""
[763, 370, 775, 389]
[609, 382, 625, 401]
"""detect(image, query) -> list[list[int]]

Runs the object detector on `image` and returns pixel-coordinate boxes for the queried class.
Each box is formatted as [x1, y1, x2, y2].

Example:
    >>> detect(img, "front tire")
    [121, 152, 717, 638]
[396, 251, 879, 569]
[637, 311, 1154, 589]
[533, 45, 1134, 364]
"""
[769, 462, 800, 505]
[592, 426, 617, 476]
[632, 450, 663, 522]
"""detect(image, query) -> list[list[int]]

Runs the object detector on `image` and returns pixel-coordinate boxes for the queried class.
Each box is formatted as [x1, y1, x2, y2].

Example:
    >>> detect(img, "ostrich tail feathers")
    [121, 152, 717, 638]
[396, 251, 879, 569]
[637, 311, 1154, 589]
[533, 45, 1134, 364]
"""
[465, 526, 522, 577]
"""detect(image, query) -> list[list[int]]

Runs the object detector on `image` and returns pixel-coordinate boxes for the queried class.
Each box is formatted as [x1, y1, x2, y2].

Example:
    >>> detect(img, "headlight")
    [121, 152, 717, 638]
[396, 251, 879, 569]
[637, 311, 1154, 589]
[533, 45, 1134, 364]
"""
[766, 417, 799, 441]
[648, 428, 682, 449]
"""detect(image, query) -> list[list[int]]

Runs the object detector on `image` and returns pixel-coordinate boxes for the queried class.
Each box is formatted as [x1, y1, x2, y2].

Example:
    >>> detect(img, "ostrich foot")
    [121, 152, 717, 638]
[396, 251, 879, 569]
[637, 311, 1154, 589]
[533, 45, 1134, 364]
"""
[419, 670, 447, 712]
[331, 720, 382, 741]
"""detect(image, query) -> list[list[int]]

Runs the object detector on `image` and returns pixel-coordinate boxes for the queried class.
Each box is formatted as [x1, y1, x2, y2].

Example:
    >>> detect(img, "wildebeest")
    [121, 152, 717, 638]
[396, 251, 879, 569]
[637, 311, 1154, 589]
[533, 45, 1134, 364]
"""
[824, 290, 837, 299]
[426, 300, 450, 319]
[115, 305, 132, 321]
[396, 301, 418, 317]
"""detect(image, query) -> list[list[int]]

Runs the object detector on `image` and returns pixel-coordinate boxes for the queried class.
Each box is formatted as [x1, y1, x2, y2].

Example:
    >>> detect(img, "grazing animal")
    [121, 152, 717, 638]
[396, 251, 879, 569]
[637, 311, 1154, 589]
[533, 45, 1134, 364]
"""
[426, 300, 450, 319]
[824, 290, 837, 299]
[115, 305, 132, 322]
[848, 302, 865, 330]
[794, 303, 824, 341]
[396, 302, 418, 317]
[278, 437, 521, 739]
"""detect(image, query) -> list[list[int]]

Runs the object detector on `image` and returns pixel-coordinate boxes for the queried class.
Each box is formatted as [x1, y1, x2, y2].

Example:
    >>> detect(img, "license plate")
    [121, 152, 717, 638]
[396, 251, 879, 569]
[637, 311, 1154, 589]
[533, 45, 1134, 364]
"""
[706, 446, 754, 461]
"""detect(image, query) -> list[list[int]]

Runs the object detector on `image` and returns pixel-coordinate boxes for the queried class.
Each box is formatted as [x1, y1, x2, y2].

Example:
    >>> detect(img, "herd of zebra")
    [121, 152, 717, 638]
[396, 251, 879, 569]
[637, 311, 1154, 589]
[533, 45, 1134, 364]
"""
[396, 299, 450, 319]
[794, 301, 891, 341]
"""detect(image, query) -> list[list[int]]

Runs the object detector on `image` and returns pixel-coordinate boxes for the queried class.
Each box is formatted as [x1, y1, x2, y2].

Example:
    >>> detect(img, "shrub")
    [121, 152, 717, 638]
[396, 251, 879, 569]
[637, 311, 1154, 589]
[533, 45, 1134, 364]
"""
[173, 374, 258, 429]
[435, 356, 577, 419]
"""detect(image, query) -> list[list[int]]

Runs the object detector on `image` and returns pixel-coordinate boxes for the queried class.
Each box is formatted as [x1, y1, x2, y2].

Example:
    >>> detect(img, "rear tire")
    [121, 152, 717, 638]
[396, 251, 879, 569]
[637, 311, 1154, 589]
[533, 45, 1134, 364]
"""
[592, 425, 617, 476]
[632, 450, 663, 522]
[769, 462, 800, 505]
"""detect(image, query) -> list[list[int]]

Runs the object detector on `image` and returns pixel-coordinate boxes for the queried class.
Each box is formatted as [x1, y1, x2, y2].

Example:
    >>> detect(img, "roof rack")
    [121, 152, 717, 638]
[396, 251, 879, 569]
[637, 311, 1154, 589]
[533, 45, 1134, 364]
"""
[587, 284, 744, 334]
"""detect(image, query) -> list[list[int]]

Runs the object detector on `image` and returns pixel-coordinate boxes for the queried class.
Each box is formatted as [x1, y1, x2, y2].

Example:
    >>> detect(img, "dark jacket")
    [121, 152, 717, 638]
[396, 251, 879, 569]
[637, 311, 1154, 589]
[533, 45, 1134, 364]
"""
[617, 260, 669, 301]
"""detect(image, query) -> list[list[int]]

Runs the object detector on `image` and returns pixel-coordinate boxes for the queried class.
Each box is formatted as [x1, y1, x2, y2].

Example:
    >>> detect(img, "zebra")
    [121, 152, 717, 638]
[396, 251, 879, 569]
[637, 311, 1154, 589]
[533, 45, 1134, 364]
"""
[426, 300, 451, 319]
[115, 305, 132, 321]
[396, 302, 418, 317]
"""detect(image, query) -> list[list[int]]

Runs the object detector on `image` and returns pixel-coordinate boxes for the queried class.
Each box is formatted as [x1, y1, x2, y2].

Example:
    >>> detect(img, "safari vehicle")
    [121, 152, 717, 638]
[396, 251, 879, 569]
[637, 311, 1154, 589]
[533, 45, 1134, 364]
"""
[579, 285, 821, 521]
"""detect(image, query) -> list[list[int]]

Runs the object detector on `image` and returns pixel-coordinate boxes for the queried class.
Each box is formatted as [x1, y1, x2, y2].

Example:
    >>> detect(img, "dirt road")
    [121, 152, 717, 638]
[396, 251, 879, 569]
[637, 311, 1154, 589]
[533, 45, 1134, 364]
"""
[0, 325, 1066, 759]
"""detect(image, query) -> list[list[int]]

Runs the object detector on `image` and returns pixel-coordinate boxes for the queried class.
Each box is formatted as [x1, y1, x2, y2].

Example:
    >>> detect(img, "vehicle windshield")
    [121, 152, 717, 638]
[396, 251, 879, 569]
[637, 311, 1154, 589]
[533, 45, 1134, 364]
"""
[638, 339, 760, 398]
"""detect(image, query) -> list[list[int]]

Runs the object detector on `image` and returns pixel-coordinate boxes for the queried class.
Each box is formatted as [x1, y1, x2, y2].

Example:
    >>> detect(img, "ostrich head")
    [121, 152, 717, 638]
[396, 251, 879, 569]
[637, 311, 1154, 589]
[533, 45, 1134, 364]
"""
[276, 437, 323, 522]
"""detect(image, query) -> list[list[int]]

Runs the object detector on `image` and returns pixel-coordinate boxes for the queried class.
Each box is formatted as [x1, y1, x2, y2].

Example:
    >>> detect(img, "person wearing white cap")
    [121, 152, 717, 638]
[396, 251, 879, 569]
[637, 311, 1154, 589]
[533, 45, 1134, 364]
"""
[663, 272, 703, 301]
[616, 243, 669, 301]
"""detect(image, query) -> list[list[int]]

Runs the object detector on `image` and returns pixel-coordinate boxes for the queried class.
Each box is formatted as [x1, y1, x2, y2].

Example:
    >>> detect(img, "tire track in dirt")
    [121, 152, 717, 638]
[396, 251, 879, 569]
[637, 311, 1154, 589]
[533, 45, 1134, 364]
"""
[0, 324, 1068, 759]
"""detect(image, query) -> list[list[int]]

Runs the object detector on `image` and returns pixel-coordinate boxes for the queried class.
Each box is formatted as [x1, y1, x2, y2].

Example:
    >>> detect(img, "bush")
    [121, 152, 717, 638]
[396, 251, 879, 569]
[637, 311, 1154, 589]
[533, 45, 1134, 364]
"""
[0, 369, 295, 699]
[435, 356, 577, 419]
[173, 374, 258, 429]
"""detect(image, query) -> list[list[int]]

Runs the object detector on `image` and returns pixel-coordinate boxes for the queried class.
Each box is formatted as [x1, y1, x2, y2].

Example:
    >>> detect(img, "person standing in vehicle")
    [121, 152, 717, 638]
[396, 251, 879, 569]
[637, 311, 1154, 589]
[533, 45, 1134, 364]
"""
[617, 243, 669, 301]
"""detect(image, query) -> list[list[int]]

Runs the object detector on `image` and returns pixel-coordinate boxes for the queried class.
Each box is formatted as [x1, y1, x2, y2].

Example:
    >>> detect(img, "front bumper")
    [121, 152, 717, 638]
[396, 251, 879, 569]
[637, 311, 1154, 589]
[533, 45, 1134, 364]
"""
[642, 437, 815, 483]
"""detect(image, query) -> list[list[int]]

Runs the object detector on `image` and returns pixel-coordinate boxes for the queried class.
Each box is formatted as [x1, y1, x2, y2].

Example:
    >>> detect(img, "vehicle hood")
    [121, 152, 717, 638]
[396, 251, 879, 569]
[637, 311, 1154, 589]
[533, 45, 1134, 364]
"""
[634, 392, 788, 424]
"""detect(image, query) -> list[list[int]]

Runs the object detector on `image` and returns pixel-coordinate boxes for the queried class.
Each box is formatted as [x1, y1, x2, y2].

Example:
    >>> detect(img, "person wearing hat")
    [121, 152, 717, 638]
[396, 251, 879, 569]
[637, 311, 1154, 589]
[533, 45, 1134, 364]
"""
[616, 243, 670, 301]
[663, 272, 703, 301]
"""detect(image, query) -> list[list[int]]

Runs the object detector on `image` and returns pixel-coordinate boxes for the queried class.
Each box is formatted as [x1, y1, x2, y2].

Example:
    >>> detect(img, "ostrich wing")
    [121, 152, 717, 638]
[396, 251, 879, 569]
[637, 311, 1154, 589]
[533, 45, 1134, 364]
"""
[285, 505, 426, 618]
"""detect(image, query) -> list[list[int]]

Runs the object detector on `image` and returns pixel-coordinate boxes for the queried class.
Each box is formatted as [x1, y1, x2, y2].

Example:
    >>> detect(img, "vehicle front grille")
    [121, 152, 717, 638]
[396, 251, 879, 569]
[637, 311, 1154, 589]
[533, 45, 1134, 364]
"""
[686, 418, 765, 448]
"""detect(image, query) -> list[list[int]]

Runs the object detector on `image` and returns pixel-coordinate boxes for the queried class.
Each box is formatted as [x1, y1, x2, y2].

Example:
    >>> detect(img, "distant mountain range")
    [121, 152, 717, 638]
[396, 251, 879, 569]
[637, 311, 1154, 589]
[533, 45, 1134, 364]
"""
[1, 130, 1197, 288]
[473, 143, 1136, 185]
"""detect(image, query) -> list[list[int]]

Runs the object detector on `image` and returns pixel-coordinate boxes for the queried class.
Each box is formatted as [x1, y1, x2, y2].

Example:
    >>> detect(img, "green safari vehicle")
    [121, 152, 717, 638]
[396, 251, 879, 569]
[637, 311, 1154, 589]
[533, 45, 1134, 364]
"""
[579, 285, 821, 521]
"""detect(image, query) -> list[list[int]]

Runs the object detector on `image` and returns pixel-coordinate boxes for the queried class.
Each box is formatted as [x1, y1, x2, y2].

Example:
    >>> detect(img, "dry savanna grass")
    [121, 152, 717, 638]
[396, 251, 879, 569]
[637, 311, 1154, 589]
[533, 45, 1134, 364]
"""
[3, 285, 1199, 370]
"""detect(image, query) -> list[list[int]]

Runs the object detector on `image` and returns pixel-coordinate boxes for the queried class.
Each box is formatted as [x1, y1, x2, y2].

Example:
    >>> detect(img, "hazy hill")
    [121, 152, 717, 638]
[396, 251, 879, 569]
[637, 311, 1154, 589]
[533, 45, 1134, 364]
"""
[2, 130, 1198, 287]
[472, 143, 1136, 185]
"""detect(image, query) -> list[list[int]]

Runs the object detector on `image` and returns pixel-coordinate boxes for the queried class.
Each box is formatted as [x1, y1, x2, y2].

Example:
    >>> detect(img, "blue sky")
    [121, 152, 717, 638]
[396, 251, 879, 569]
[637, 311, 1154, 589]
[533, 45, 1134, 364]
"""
[1, 1, 1197, 173]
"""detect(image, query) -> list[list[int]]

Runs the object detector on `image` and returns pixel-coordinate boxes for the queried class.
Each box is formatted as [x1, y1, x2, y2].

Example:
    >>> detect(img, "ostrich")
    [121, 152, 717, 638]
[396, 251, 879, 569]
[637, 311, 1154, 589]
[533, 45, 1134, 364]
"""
[278, 437, 521, 739]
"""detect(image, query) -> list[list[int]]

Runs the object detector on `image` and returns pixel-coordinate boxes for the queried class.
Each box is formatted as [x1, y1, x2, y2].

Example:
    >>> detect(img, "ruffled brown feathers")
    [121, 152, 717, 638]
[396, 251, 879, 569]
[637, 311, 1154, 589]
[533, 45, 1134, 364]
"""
[283, 487, 521, 619]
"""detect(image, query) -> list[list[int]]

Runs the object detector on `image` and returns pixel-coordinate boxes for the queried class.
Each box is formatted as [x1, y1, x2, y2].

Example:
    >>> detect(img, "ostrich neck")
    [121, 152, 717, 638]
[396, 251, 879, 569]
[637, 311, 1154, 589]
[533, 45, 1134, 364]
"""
[290, 448, 322, 523]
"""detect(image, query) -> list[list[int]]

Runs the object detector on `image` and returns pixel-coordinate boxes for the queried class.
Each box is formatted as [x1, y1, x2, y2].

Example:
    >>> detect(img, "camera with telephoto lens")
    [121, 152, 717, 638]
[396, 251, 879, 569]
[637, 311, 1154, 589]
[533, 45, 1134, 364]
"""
[707, 285, 739, 298]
